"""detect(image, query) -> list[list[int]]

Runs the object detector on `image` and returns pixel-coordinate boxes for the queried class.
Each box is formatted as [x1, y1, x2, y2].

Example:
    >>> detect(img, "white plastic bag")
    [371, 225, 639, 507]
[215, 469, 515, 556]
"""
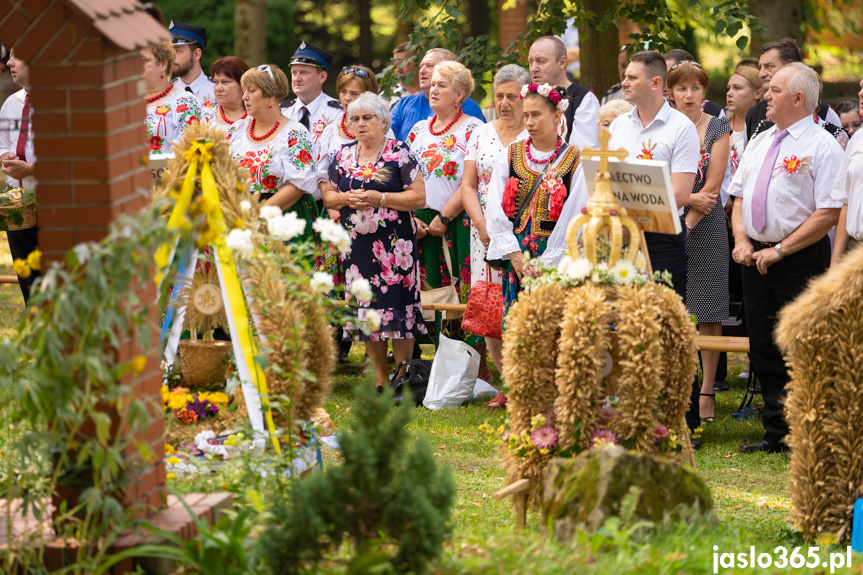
[470, 378, 498, 400]
[423, 334, 480, 409]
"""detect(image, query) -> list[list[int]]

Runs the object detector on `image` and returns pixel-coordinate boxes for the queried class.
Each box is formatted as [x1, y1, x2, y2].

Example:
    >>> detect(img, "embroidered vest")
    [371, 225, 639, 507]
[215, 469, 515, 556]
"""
[507, 140, 581, 237]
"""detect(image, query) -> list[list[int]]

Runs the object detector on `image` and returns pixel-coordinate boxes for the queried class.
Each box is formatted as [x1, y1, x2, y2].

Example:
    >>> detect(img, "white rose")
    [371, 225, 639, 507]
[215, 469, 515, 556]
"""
[240, 200, 252, 213]
[310, 271, 335, 293]
[259, 205, 282, 222]
[226, 228, 255, 259]
[538, 84, 551, 97]
[313, 218, 352, 253]
[268, 212, 306, 241]
[366, 309, 381, 331]
[349, 278, 373, 303]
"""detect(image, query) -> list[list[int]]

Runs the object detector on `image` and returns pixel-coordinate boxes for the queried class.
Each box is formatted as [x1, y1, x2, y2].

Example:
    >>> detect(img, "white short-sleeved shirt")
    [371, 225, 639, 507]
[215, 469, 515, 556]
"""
[282, 91, 341, 144]
[608, 100, 699, 214]
[0, 89, 36, 189]
[174, 72, 216, 111]
[729, 115, 844, 243]
[831, 130, 863, 240]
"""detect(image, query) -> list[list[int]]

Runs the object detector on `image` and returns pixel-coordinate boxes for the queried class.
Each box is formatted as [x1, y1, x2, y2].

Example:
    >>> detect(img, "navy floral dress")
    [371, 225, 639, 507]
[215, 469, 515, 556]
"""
[328, 140, 427, 342]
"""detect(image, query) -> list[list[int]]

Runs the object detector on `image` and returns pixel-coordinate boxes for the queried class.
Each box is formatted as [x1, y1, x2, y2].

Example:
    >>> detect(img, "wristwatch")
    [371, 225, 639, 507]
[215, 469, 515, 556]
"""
[379, 192, 387, 207]
[774, 242, 786, 258]
[438, 214, 451, 226]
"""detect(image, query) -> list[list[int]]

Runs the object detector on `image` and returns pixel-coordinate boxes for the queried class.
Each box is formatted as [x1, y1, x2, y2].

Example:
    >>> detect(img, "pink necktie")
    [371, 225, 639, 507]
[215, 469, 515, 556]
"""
[750, 129, 788, 233]
[16, 93, 30, 162]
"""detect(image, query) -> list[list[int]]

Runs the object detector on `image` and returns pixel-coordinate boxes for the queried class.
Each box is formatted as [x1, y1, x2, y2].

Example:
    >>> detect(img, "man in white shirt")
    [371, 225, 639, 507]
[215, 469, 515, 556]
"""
[608, 50, 699, 299]
[528, 36, 599, 151]
[282, 41, 340, 144]
[730, 62, 843, 453]
[169, 21, 216, 110]
[830, 77, 863, 267]
[0, 49, 39, 302]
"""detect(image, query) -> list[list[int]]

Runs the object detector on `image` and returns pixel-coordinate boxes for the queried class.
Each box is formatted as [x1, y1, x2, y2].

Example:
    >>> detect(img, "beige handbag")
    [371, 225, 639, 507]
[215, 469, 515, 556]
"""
[420, 235, 463, 322]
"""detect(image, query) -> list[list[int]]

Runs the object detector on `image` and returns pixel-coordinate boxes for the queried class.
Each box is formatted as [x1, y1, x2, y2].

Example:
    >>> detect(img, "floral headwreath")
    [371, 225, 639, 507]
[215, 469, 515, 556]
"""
[520, 83, 569, 113]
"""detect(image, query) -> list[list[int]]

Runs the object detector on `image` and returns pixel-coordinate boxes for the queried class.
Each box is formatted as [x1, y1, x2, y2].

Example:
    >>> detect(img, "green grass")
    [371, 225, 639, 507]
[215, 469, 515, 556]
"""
[0, 241, 858, 573]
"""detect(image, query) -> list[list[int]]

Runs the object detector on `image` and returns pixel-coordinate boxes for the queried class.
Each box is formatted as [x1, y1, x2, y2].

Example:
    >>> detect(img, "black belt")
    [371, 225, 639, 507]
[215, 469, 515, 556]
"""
[750, 239, 779, 250]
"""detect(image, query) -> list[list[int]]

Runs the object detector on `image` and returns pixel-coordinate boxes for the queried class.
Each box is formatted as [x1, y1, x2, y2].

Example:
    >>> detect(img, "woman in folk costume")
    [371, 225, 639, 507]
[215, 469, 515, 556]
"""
[485, 83, 590, 313]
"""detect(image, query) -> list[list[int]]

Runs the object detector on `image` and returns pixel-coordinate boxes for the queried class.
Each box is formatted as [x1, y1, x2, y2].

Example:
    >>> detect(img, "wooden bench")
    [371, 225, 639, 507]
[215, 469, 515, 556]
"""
[421, 303, 751, 353]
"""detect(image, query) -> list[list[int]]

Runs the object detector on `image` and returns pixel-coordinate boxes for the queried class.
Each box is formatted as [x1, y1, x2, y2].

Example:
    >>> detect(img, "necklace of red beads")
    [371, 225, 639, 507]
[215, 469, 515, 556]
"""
[428, 108, 463, 136]
[219, 105, 247, 125]
[526, 136, 562, 165]
[144, 84, 173, 104]
[340, 113, 356, 139]
[249, 117, 280, 141]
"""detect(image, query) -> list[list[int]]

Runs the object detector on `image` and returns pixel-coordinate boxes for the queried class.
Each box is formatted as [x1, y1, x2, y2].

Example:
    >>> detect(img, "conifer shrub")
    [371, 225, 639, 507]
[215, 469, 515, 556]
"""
[256, 384, 455, 573]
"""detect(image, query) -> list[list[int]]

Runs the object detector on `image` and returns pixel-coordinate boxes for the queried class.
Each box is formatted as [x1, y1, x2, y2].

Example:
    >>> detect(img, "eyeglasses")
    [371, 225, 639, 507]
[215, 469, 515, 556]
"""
[349, 114, 378, 123]
[670, 60, 703, 71]
[257, 64, 274, 80]
[341, 66, 370, 78]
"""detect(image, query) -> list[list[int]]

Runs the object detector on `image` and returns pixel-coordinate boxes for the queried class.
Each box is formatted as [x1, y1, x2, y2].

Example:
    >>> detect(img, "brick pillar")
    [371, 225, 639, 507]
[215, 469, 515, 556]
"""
[2, 0, 167, 519]
[498, 0, 529, 50]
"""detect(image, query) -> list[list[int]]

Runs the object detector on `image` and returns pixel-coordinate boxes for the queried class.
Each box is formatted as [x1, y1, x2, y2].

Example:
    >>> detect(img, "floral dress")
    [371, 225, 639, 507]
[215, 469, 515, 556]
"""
[328, 140, 427, 342]
[465, 123, 527, 286]
[146, 89, 202, 154]
[406, 116, 484, 344]
[228, 116, 320, 241]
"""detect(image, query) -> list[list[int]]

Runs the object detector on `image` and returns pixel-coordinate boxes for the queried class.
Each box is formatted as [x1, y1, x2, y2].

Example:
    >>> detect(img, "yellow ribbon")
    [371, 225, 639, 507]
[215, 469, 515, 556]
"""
[154, 139, 281, 454]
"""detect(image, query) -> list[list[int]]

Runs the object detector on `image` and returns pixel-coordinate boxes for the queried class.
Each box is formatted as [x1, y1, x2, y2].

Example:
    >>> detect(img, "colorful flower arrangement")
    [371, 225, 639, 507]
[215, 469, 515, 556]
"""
[161, 385, 231, 424]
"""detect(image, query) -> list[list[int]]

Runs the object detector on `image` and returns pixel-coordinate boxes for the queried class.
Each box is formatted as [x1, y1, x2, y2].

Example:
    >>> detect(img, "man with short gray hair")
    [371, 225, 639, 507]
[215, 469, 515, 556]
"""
[729, 62, 843, 454]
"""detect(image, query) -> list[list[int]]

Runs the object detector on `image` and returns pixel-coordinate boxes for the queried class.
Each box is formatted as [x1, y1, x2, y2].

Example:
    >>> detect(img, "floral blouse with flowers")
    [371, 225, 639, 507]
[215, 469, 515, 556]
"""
[146, 89, 203, 154]
[227, 116, 319, 199]
[328, 139, 427, 342]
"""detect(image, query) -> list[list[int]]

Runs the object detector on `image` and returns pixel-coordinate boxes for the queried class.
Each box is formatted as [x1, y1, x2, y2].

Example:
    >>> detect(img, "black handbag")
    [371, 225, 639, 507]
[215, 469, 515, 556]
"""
[389, 359, 432, 406]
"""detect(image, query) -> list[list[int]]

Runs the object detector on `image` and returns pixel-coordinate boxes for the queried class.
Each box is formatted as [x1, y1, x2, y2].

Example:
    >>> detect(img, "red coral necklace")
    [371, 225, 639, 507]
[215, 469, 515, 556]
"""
[249, 117, 280, 141]
[219, 105, 247, 125]
[526, 137, 562, 165]
[144, 83, 173, 104]
[340, 113, 356, 139]
[429, 109, 462, 136]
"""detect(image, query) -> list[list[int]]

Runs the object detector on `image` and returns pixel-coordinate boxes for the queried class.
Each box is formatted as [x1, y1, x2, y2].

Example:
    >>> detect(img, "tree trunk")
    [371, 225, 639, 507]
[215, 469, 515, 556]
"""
[235, 0, 268, 66]
[359, 0, 373, 65]
[468, 0, 491, 41]
[578, 0, 619, 95]
[750, 0, 805, 54]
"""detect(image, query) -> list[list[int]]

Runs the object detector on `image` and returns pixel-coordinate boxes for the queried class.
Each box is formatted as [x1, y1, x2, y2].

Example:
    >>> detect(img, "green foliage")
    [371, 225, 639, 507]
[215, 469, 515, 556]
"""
[0, 200, 176, 571]
[256, 383, 455, 574]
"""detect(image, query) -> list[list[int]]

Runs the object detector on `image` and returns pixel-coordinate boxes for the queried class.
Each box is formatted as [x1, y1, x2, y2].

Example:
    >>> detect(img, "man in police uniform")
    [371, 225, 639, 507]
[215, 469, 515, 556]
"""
[601, 45, 629, 105]
[282, 41, 340, 144]
[169, 21, 216, 110]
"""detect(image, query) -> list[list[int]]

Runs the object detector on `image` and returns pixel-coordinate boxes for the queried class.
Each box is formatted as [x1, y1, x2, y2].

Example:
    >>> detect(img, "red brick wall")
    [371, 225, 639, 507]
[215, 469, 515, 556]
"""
[498, 0, 528, 50]
[1, 0, 165, 519]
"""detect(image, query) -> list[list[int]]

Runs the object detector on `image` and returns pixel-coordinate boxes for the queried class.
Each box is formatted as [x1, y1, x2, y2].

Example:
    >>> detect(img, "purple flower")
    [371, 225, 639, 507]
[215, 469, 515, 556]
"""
[530, 425, 558, 450]
[598, 405, 616, 426]
[187, 395, 213, 419]
[653, 424, 670, 446]
[590, 428, 618, 447]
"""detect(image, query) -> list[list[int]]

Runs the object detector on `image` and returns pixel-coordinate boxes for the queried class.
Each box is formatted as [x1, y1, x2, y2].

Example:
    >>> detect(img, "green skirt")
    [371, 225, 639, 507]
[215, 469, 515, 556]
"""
[287, 193, 320, 244]
[415, 208, 482, 346]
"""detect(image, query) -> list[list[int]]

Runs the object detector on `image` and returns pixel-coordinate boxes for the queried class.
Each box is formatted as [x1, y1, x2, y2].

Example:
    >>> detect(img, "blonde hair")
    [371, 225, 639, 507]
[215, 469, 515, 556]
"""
[148, 41, 175, 75]
[433, 61, 474, 105]
[597, 99, 633, 125]
[727, 65, 763, 125]
[241, 64, 290, 100]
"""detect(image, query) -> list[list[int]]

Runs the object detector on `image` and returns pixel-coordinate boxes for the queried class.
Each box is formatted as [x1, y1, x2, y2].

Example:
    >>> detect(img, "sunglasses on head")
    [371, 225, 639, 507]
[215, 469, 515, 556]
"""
[257, 64, 274, 80]
[342, 66, 370, 78]
[670, 60, 703, 71]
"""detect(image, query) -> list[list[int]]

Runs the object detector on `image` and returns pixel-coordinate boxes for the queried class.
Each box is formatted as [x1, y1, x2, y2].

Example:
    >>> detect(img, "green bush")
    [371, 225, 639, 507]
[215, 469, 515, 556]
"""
[256, 384, 455, 574]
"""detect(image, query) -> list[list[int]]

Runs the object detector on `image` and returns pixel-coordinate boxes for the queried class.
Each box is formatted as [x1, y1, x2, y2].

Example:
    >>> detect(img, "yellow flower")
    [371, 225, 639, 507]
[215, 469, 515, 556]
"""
[26, 249, 42, 271]
[166, 473, 176, 480]
[167, 394, 188, 411]
[233, 218, 245, 229]
[165, 443, 175, 455]
[166, 456, 181, 465]
[13, 259, 30, 278]
[130, 355, 147, 373]
[530, 414, 546, 429]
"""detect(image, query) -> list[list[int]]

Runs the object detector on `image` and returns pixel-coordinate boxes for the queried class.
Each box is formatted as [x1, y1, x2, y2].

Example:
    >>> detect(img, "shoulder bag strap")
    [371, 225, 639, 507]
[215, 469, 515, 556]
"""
[441, 234, 454, 282]
[512, 142, 569, 227]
